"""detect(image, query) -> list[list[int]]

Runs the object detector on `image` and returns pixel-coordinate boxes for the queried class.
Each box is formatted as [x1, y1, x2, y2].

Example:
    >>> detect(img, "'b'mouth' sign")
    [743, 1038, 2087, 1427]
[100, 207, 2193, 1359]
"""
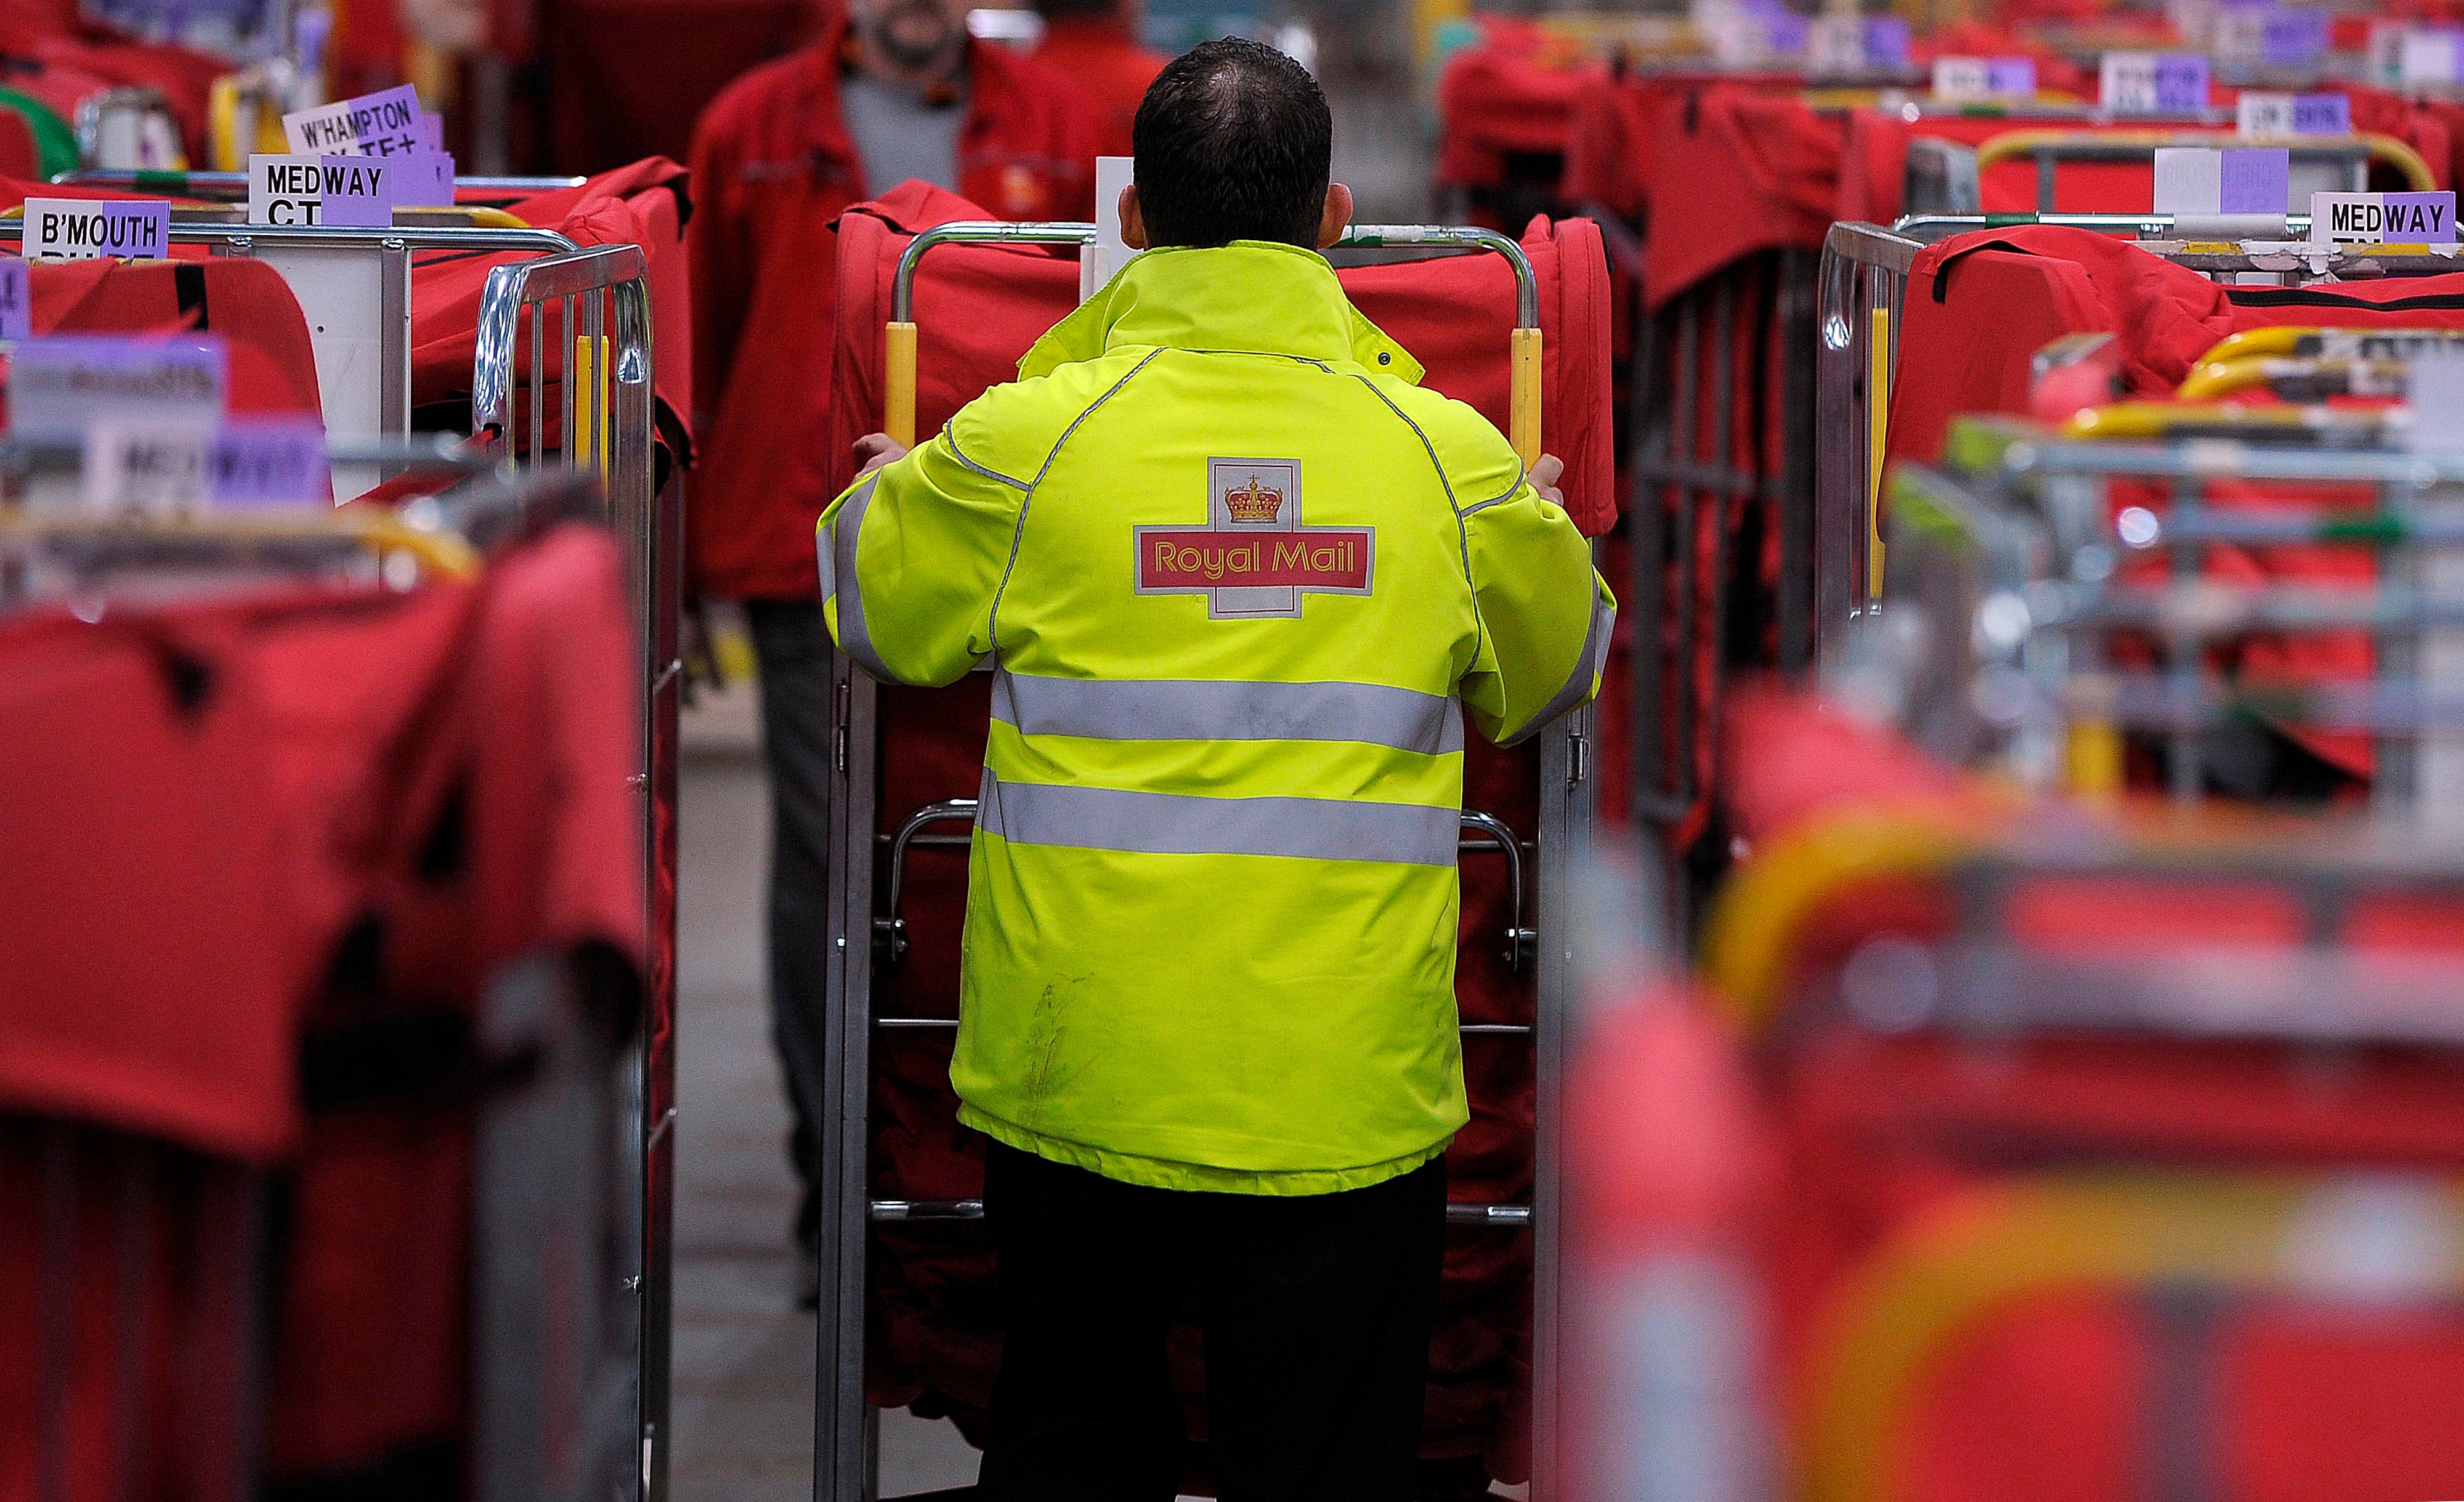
[249, 154, 395, 227]
[23, 198, 169, 262]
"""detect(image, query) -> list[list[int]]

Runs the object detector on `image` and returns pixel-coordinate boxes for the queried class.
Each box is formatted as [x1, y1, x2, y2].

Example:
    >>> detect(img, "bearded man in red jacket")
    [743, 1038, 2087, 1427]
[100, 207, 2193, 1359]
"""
[686, 0, 1101, 1302]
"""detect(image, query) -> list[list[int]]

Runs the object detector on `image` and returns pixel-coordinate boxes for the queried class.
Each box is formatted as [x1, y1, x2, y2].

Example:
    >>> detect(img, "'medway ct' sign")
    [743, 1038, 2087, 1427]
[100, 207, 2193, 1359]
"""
[249, 153, 395, 227]
[2311, 191, 2459, 246]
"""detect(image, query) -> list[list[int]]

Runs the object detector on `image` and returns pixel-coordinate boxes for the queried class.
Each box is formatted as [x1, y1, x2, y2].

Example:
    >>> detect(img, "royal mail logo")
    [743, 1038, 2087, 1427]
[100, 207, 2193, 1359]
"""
[1223, 473, 1284, 523]
[1135, 458, 1373, 620]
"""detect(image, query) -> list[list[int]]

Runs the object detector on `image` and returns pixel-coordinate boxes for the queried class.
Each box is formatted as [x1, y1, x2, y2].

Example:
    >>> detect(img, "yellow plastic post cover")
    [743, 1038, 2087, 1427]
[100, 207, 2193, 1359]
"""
[885, 320, 919, 449]
[1509, 326, 1543, 471]
[571, 333, 610, 475]
[1867, 306, 1891, 601]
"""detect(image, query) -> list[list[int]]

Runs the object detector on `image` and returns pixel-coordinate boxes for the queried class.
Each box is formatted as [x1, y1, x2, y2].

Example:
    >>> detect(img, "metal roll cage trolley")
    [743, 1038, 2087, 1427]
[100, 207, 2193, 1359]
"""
[0, 206, 682, 1498]
[816, 221, 1594, 1501]
[1815, 202, 2464, 662]
[1624, 112, 2433, 930]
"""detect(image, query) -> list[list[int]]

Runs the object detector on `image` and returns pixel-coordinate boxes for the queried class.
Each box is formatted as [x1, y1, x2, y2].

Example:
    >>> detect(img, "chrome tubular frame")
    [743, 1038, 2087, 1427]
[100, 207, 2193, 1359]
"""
[1628, 240, 1822, 938]
[888, 219, 1544, 331]
[1814, 221, 1920, 660]
[469, 242, 679, 1502]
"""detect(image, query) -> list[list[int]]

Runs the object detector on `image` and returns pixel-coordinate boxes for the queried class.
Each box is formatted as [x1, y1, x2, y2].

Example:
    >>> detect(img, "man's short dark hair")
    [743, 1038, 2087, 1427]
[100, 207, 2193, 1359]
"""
[1131, 38, 1331, 250]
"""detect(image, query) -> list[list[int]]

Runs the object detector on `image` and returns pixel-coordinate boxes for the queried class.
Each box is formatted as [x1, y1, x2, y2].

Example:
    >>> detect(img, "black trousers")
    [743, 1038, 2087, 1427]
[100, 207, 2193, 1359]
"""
[745, 598, 835, 1249]
[976, 1142, 1448, 1502]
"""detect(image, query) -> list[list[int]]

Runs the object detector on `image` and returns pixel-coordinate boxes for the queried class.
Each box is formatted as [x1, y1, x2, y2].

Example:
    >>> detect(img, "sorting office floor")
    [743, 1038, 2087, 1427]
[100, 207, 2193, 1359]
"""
[678, 675, 1245, 1500]
[672, 677, 984, 1500]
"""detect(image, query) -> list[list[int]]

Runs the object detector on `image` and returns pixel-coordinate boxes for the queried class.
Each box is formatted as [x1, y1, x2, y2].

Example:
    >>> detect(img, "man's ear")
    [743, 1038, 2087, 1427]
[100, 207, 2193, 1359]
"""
[1315, 183, 1354, 250]
[1120, 184, 1148, 250]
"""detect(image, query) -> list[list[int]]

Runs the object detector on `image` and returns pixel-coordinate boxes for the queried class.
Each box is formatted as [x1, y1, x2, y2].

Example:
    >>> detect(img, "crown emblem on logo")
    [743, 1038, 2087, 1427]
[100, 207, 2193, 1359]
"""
[1224, 474, 1284, 523]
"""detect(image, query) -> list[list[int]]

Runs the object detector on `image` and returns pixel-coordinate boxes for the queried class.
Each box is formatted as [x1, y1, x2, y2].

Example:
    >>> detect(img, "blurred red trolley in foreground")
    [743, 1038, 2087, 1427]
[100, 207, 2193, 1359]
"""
[1570, 407, 2464, 1502]
[0, 188, 684, 1497]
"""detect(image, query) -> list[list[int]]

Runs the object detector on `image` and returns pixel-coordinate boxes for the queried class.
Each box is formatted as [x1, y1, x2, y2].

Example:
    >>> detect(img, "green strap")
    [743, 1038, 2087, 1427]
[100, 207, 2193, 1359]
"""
[0, 89, 79, 179]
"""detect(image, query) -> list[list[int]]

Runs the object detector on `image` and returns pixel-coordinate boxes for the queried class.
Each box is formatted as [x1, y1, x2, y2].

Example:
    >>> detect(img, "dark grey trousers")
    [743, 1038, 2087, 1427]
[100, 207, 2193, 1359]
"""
[745, 598, 835, 1249]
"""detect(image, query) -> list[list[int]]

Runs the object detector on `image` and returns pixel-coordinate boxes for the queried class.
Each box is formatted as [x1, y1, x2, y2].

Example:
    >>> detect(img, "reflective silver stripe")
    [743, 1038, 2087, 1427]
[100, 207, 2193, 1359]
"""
[1350, 373, 1484, 667]
[977, 776, 1460, 867]
[945, 429, 1028, 491]
[1459, 474, 1524, 519]
[833, 475, 902, 682]
[1501, 589, 1615, 749]
[988, 350, 1162, 652]
[815, 514, 837, 606]
[992, 672, 1463, 756]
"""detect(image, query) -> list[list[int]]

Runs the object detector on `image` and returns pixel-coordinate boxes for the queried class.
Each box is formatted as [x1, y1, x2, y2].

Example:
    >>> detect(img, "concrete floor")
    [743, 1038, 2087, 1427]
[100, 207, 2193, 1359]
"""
[670, 681, 984, 1501]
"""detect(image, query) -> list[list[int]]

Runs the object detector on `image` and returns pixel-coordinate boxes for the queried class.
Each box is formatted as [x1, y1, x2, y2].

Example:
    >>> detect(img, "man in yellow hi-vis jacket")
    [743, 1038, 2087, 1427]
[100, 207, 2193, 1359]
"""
[819, 36, 1613, 1502]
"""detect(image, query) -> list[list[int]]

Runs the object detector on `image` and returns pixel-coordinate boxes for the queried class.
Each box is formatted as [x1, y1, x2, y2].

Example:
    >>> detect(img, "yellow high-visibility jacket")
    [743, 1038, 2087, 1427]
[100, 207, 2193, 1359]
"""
[820, 240, 1613, 1194]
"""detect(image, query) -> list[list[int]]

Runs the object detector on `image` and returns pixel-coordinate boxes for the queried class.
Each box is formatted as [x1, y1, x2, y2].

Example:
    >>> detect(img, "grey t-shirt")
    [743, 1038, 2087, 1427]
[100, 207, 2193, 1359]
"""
[841, 73, 969, 194]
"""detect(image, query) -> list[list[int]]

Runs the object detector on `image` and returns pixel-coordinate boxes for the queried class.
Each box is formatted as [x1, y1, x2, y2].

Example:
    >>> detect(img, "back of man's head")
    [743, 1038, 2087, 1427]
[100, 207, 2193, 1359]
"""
[1132, 38, 1331, 250]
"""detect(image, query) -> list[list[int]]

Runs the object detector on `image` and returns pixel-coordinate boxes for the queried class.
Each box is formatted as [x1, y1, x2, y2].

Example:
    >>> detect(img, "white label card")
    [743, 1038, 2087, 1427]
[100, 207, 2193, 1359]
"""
[9, 335, 226, 444]
[1080, 155, 1137, 304]
[2404, 29, 2464, 86]
[2311, 191, 2460, 245]
[2099, 51, 2210, 113]
[23, 198, 169, 262]
[282, 84, 426, 157]
[83, 419, 214, 516]
[2408, 351, 2464, 457]
[1932, 56, 2036, 102]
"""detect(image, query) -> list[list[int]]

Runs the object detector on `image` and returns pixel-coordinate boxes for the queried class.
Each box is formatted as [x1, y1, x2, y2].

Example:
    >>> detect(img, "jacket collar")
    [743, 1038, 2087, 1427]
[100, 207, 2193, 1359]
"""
[1019, 242, 1424, 383]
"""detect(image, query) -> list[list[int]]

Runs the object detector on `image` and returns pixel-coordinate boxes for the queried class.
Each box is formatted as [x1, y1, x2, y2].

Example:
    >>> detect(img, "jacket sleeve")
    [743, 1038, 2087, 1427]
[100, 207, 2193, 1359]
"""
[817, 424, 1029, 688]
[684, 108, 750, 441]
[1459, 478, 1616, 747]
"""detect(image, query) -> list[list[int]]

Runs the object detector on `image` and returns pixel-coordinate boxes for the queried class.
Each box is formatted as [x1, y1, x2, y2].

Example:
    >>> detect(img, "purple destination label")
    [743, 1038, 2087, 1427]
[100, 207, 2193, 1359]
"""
[1763, 10, 1808, 57]
[2294, 92, 2353, 134]
[1988, 57, 2038, 94]
[1865, 17, 1911, 70]
[2155, 54, 2211, 110]
[389, 152, 455, 208]
[2220, 148, 2292, 214]
[2385, 192, 2458, 243]
[22, 197, 169, 262]
[418, 112, 444, 152]
[315, 155, 394, 227]
[8, 335, 226, 442]
[0, 258, 28, 341]
[2103, 51, 2210, 113]
[285, 83, 424, 157]
[210, 416, 331, 508]
[2262, 6, 2330, 65]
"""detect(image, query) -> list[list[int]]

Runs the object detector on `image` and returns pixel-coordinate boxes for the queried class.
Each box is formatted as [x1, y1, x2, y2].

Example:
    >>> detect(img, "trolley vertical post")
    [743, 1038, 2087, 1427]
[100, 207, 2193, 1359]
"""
[473, 243, 676, 1502]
